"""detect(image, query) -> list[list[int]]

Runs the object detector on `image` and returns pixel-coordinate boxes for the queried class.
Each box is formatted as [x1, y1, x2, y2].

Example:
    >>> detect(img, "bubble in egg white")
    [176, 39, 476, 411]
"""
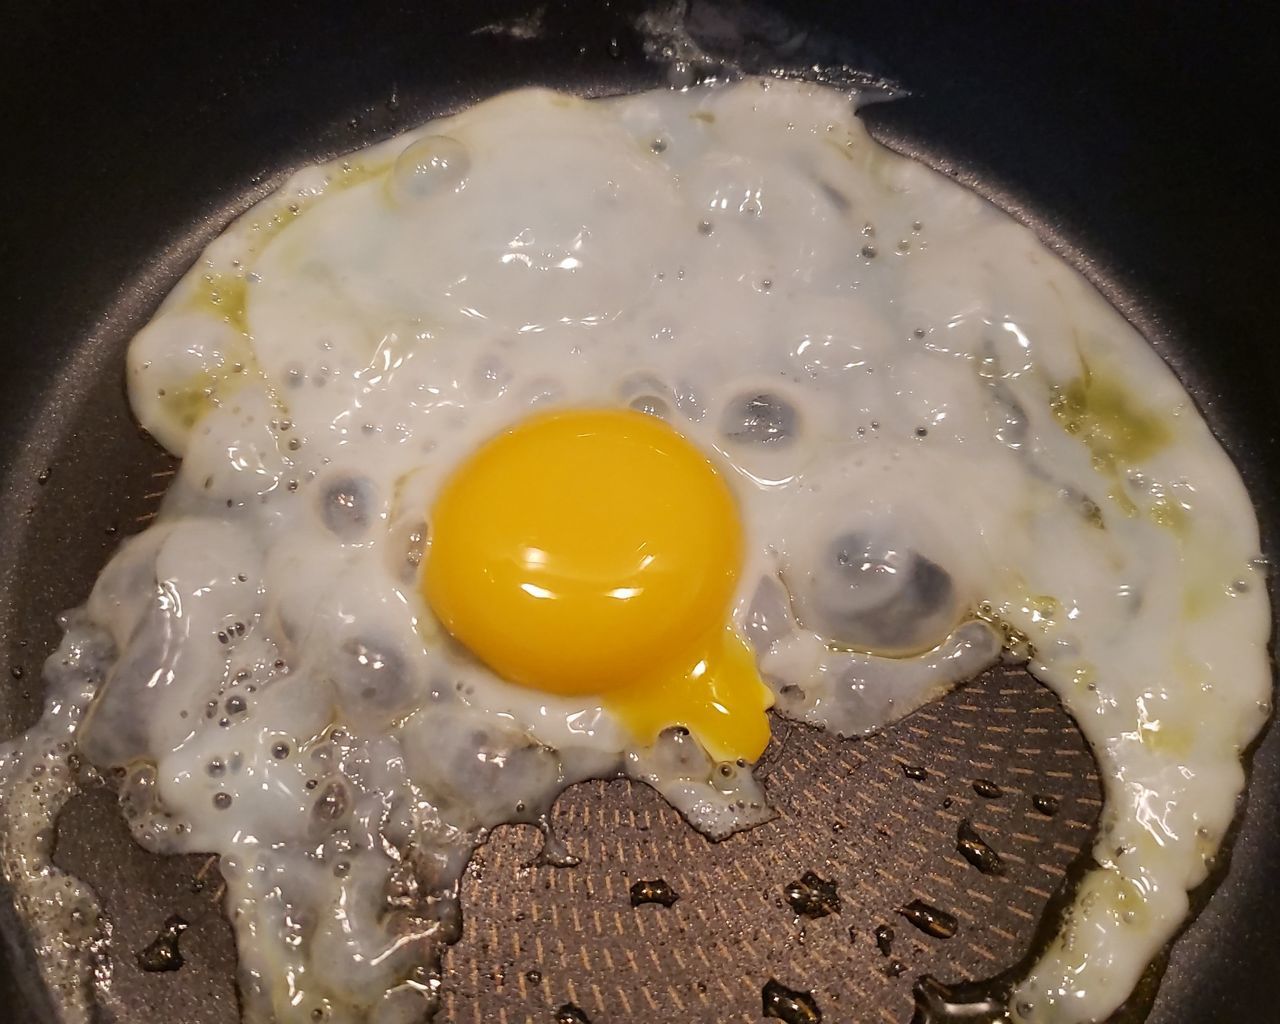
[720, 389, 802, 447]
[317, 473, 381, 541]
[796, 530, 958, 654]
[388, 135, 470, 205]
[626, 727, 774, 841]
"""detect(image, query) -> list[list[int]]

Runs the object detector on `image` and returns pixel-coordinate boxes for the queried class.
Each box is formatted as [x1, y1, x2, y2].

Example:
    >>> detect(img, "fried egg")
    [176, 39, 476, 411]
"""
[0, 78, 1270, 1024]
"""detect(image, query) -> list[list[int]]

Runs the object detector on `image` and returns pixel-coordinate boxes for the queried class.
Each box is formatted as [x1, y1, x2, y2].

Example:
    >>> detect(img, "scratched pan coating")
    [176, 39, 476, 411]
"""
[0, 2, 1276, 1022]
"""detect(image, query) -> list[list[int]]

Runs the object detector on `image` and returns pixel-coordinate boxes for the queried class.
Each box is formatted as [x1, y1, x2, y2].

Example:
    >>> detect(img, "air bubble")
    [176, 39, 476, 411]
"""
[668, 61, 696, 90]
[795, 533, 957, 654]
[319, 475, 377, 540]
[390, 136, 470, 205]
[471, 355, 512, 401]
[333, 638, 411, 720]
[721, 392, 799, 446]
[629, 394, 669, 419]
[673, 382, 704, 422]
[313, 779, 350, 822]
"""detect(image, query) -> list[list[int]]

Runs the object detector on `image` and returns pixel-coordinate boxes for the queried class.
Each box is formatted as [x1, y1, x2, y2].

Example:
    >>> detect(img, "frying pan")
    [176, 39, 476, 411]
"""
[1, 2, 1276, 1021]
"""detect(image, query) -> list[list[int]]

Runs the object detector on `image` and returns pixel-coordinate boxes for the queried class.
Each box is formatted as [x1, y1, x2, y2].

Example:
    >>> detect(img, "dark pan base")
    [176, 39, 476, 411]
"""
[1, 3, 1276, 1022]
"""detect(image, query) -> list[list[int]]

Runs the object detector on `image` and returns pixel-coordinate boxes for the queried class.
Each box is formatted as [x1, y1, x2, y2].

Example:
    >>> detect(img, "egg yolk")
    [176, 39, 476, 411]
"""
[423, 408, 773, 762]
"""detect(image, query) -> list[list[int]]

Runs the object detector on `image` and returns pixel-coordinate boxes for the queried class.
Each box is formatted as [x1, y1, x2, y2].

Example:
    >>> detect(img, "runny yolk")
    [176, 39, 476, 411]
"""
[422, 407, 773, 763]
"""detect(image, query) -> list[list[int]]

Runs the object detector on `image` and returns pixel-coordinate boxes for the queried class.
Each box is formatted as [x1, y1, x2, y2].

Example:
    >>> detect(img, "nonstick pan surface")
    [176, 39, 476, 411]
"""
[1, 3, 1276, 1022]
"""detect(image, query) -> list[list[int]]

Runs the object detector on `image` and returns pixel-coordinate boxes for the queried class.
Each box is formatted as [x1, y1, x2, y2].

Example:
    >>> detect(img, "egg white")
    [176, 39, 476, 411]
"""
[0, 79, 1270, 1024]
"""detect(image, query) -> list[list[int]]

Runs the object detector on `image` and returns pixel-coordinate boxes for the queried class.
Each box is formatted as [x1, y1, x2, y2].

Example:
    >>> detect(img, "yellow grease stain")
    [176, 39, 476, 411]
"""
[1141, 719, 1193, 757]
[157, 341, 259, 432]
[158, 383, 217, 432]
[156, 151, 396, 439]
[824, 136, 857, 163]
[331, 160, 392, 193]
[1026, 594, 1061, 627]
[1149, 494, 1191, 537]
[159, 273, 261, 431]
[189, 272, 248, 333]
[1051, 366, 1179, 529]
[243, 161, 390, 258]
[244, 204, 305, 253]
[1050, 371, 1172, 469]
[1180, 528, 1240, 620]
[1106, 486, 1140, 519]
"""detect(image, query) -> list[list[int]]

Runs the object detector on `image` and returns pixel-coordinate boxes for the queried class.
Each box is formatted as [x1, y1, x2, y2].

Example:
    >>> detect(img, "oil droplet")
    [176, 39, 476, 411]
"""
[874, 924, 894, 956]
[630, 879, 679, 908]
[784, 871, 841, 919]
[556, 1003, 591, 1024]
[909, 974, 1010, 1024]
[902, 764, 928, 781]
[526, 969, 542, 985]
[972, 778, 1002, 799]
[136, 915, 189, 972]
[957, 819, 1006, 876]
[897, 900, 957, 939]
[1033, 794, 1060, 816]
[762, 978, 822, 1023]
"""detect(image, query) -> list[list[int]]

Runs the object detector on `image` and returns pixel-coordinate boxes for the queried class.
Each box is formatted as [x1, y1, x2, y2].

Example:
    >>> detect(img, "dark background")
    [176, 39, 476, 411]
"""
[1, 2, 1275, 1021]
